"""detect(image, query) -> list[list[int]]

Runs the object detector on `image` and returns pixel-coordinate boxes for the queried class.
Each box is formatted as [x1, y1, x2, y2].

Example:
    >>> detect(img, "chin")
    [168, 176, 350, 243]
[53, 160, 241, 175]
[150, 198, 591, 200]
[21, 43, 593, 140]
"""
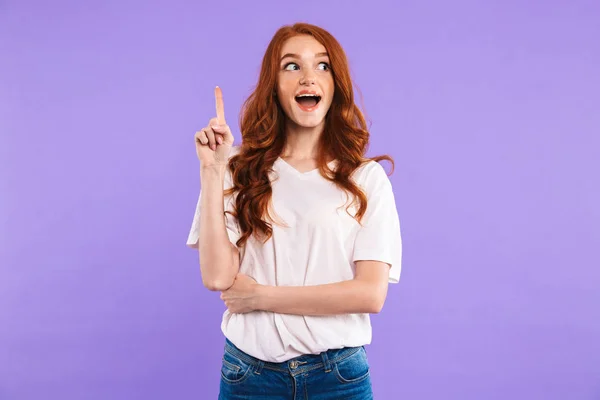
[290, 108, 330, 129]
[291, 116, 326, 129]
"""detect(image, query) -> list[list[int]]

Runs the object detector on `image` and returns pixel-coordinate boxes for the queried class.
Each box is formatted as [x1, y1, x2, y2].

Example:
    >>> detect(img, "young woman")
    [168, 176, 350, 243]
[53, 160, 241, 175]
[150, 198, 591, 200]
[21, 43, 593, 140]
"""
[188, 22, 402, 400]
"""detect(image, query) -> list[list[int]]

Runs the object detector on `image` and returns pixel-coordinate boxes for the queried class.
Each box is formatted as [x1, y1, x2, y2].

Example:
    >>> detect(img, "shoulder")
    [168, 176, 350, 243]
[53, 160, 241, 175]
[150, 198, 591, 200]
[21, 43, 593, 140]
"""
[352, 160, 392, 191]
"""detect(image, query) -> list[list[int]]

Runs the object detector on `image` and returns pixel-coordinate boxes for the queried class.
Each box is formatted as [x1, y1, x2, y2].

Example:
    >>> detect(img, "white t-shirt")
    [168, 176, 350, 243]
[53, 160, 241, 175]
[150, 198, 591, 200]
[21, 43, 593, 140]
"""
[187, 145, 402, 363]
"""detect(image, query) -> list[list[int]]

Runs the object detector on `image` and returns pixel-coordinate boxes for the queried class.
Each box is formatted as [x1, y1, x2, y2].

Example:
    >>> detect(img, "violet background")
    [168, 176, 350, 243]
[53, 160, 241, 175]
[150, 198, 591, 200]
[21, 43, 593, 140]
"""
[1, 0, 599, 399]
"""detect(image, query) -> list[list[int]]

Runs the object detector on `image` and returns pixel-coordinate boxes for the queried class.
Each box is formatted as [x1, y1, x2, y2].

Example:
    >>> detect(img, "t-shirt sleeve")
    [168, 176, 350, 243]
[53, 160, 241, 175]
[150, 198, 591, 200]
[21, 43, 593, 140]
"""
[352, 162, 403, 283]
[186, 164, 241, 249]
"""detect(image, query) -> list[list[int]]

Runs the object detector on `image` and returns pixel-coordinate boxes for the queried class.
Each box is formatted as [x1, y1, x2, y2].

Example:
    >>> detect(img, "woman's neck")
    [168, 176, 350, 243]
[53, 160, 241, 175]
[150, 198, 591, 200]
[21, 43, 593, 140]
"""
[281, 121, 324, 160]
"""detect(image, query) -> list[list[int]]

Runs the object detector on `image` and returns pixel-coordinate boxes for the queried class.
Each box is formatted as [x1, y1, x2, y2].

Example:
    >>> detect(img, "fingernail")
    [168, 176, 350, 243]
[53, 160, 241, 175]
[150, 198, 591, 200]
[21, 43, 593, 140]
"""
[211, 124, 220, 130]
[216, 136, 223, 144]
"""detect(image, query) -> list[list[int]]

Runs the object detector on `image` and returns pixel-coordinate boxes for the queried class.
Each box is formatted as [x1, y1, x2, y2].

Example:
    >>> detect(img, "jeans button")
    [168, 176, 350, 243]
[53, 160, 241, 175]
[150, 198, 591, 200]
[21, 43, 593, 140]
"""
[290, 361, 298, 369]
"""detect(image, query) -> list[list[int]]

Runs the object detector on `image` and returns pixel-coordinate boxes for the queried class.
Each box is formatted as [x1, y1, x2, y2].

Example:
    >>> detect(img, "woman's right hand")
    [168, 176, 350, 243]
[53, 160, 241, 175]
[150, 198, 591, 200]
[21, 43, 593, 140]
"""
[195, 86, 235, 167]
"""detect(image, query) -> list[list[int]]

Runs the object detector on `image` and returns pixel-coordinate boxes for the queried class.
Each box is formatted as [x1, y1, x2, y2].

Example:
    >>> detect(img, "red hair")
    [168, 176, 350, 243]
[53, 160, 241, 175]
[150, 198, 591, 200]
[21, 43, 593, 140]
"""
[225, 22, 395, 247]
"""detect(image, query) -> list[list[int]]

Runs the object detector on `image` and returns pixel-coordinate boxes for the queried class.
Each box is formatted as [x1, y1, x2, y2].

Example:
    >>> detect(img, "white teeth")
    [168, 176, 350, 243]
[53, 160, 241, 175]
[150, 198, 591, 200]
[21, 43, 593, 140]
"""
[296, 94, 320, 97]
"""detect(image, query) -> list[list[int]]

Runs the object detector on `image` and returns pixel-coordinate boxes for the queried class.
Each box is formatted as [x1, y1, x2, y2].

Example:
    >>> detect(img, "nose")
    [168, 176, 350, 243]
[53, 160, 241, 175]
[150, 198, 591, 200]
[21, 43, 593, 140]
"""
[299, 71, 316, 85]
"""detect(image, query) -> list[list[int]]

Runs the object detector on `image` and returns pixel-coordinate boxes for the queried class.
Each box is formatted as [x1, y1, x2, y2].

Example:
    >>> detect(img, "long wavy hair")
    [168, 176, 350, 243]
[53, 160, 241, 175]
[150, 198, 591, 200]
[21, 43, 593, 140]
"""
[225, 22, 394, 247]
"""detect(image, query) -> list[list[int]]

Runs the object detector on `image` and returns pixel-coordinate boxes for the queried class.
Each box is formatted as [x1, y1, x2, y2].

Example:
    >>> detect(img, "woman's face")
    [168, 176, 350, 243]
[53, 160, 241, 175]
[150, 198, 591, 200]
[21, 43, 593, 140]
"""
[276, 35, 334, 130]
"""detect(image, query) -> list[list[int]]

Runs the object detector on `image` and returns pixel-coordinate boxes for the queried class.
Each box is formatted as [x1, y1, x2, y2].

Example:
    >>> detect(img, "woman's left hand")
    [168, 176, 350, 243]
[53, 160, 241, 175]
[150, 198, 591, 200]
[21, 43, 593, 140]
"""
[220, 273, 261, 313]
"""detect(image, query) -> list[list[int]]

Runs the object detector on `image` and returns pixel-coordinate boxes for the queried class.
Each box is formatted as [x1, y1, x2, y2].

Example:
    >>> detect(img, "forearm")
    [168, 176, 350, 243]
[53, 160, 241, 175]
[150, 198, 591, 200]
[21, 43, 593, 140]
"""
[256, 279, 385, 316]
[198, 165, 238, 291]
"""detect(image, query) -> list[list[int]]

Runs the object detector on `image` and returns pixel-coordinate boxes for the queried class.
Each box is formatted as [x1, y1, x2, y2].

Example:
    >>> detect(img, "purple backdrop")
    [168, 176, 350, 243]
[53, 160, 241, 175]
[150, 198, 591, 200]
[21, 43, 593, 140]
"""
[1, 1, 599, 399]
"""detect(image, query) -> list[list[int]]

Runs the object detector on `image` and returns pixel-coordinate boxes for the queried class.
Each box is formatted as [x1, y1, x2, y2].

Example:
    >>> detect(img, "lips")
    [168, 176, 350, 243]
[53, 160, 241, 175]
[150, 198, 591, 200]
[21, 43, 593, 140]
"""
[295, 93, 322, 111]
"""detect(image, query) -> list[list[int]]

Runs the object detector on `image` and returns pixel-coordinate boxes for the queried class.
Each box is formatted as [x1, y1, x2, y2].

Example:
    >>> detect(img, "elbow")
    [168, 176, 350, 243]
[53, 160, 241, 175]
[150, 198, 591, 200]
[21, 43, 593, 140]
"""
[199, 244, 239, 292]
[366, 292, 387, 314]
[203, 277, 234, 291]
[368, 299, 385, 314]
[200, 267, 235, 291]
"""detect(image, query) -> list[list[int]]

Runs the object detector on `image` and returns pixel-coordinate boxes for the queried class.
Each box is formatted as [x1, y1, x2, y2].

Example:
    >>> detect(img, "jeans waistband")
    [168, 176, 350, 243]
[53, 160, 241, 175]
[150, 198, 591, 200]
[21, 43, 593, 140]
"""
[224, 338, 363, 373]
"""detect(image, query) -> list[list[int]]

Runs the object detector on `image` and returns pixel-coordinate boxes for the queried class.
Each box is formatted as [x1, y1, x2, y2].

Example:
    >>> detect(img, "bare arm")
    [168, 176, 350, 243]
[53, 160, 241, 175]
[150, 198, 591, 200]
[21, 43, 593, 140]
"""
[254, 261, 390, 315]
[198, 164, 239, 291]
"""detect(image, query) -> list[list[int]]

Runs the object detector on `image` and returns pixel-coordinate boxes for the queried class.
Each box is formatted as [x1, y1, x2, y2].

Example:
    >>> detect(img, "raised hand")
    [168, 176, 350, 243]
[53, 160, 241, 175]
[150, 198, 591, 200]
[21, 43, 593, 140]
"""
[194, 86, 235, 167]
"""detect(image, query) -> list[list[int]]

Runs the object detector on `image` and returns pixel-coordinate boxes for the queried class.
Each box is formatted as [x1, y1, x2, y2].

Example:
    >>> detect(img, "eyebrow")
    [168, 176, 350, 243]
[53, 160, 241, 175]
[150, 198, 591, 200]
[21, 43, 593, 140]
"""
[280, 52, 329, 62]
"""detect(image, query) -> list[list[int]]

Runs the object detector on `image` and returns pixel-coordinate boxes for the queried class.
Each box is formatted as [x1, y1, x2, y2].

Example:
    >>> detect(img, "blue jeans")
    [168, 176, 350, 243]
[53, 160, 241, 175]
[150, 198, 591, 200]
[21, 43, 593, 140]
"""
[219, 339, 373, 400]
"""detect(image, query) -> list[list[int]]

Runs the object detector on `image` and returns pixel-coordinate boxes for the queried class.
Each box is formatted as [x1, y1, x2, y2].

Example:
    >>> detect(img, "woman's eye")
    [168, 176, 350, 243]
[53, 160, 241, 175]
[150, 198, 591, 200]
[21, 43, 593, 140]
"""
[283, 62, 330, 71]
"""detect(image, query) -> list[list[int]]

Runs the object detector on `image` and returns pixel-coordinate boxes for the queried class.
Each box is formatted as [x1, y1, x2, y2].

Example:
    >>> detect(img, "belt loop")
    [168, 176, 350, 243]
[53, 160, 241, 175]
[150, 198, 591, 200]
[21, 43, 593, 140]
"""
[254, 360, 264, 375]
[321, 350, 332, 373]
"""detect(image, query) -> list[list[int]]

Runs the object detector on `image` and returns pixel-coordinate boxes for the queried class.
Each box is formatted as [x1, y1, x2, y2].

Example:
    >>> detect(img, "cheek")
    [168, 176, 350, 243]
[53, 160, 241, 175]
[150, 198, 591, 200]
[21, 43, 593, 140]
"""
[275, 86, 284, 100]
[323, 78, 335, 104]
[275, 85, 291, 107]
[324, 90, 335, 108]
[277, 77, 294, 97]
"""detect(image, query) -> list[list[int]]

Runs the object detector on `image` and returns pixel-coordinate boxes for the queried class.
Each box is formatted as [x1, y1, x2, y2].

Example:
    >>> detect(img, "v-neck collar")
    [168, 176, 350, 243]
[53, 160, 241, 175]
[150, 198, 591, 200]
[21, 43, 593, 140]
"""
[275, 157, 337, 177]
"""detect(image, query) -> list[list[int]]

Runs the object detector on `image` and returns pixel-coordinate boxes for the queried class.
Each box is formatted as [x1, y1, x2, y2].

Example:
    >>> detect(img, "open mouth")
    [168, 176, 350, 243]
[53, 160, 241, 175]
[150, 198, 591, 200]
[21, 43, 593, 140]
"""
[295, 94, 322, 109]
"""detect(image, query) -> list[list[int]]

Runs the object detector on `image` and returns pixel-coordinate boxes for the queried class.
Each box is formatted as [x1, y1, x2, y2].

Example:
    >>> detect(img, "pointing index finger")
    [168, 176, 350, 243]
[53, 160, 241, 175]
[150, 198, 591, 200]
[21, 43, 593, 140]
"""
[215, 86, 225, 124]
